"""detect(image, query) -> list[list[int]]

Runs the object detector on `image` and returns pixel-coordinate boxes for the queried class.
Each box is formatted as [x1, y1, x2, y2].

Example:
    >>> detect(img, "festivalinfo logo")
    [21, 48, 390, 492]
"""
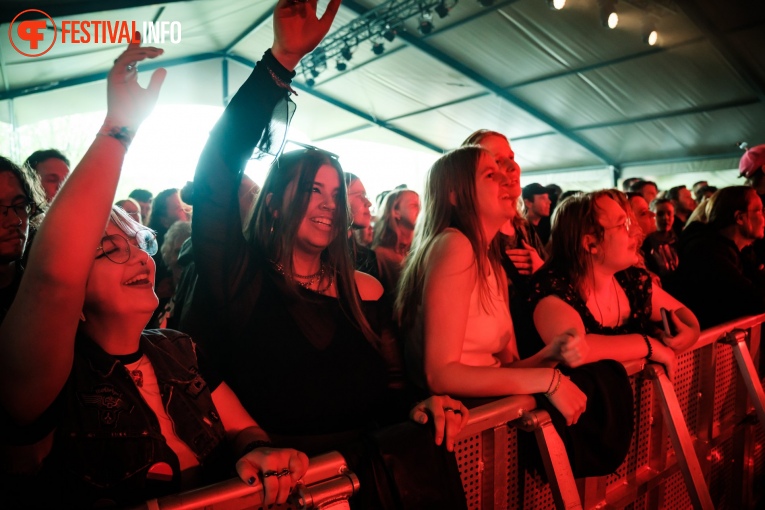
[9, 9, 182, 57]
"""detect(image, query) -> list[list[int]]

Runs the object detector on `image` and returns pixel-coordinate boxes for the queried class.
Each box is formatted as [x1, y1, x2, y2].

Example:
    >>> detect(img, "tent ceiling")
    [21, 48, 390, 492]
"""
[1, 0, 764, 176]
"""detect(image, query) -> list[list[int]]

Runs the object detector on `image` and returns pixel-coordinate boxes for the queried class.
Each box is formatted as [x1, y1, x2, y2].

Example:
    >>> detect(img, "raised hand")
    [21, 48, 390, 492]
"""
[410, 395, 469, 452]
[236, 446, 309, 506]
[106, 32, 166, 131]
[506, 241, 544, 275]
[272, 0, 343, 70]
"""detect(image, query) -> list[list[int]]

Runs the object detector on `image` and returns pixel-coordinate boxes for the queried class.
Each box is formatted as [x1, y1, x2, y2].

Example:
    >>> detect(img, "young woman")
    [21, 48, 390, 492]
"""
[397, 148, 645, 477]
[372, 188, 421, 294]
[345, 172, 379, 279]
[531, 190, 700, 382]
[187, 0, 466, 462]
[461, 130, 546, 358]
[0, 38, 306, 508]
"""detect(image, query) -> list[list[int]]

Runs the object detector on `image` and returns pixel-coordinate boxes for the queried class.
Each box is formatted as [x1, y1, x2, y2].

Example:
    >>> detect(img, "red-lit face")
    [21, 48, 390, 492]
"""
[395, 190, 421, 229]
[475, 152, 515, 229]
[293, 164, 341, 255]
[655, 202, 675, 232]
[525, 193, 551, 219]
[740, 193, 765, 241]
[593, 196, 639, 272]
[641, 184, 658, 205]
[348, 178, 372, 229]
[35, 157, 70, 203]
[629, 195, 656, 237]
[0, 172, 30, 264]
[83, 221, 158, 320]
[164, 192, 191, 224]
[478, 135, 521, 200]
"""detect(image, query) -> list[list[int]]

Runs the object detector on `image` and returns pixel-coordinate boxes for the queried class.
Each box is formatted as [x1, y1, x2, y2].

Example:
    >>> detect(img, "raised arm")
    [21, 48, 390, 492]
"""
[0, 40, 165, 423]
[192, 0, 342, 303]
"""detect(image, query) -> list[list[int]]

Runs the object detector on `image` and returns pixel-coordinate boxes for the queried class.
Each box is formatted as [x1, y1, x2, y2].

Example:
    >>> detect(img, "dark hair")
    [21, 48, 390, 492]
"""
[622, 177, 642, 192]
[546, 189, 629, 292]
[24, 149, 70, 171]
[559, 190, 582, 202]
[344, 172, 359, 186]
[129, 188, 154, 203]
[666, 185, 687, 202]
[147, 188, 179, 232]
[708, 186, 756, 231]
[247, 149, 376, 343]
[397, 146, 502, 332]
[0, 156, 46, 225]
[650, 197, 671, 211]
[629, 180, 657, 193]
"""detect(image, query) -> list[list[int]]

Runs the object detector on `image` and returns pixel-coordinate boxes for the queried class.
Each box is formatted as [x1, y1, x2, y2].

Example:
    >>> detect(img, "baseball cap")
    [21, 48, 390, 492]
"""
[522, 183, 549, 201]
[739, 144, 765, 178]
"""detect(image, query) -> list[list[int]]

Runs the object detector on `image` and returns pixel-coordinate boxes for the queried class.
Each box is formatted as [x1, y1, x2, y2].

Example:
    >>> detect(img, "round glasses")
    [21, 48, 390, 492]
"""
[95, 230, 158, 264]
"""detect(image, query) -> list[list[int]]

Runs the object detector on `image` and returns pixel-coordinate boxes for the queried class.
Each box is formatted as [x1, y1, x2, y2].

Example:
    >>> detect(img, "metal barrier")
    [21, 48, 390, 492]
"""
[138, 314, 765, 509]
[454, 313, 765, 509]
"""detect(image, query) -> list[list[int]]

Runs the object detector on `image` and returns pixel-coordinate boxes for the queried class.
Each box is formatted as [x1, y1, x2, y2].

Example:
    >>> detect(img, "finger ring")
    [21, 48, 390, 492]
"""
[262, 470, 278, 478]
[126, 63, 136, 71]
[276, 468, 291, 478]
[443, 406, 455, 413]
[453, 409, 463, 415]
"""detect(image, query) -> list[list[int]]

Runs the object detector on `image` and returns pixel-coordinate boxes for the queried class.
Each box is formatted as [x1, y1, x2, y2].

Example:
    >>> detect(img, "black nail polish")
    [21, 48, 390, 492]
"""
[247, 476, 256, 485]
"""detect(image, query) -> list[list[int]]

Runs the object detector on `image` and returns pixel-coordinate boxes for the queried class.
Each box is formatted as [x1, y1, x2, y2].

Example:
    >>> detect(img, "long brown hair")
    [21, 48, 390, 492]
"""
[373, 189, 417, 250]
[545, 189, 629, 292]
[396, 146, 503, 332]
[246, 149, 376, 342]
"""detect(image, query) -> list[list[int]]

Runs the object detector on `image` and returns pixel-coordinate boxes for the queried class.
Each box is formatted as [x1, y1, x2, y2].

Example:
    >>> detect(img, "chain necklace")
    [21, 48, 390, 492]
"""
[593, 276, 621, 328]
[271, 260, 327, 291]
[128, 355, 146, 388]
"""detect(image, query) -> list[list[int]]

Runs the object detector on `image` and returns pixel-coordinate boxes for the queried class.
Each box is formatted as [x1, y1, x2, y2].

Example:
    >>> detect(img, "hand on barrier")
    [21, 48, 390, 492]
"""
[649, 341, 677, 381]
[235, 446, 309, 505]
[410, 395, 469, 452]
[547, 377, 587, 426]
[272, 0, 343, 71]
[505, 241, 544, 276]
[659, 309, 695, 353]
[106, 33, 166, 132]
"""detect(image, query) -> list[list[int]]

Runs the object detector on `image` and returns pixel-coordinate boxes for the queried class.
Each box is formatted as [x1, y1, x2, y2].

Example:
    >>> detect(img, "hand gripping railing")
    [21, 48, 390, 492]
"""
[133, 451, 359, 510]
[720, 328, 765, 433]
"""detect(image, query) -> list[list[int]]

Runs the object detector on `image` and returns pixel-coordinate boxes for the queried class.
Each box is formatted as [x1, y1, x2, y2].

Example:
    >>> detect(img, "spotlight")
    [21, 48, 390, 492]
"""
[336, 60, 347, 71]
[478, 0, 494, 6]
[341, 46, 353, 61]
[547, 0, 565, 9]
[435, 1, 450, 18]
[418, 13, 434, 35]
[372, 42, 385, 55]
[598, 0, 618, 29]
[306, 78, 316, 87]
[383, 29, 396, 42]
[642, 21, 658, 45]
[310, 68, 320, 78]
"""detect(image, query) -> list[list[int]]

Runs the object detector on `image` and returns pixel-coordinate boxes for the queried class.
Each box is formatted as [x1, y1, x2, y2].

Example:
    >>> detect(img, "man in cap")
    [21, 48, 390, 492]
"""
[522, 183, 552, 245]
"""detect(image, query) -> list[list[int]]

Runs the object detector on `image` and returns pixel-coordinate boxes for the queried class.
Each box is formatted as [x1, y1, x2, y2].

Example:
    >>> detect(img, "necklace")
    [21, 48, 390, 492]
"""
[592, 276, 621, 327]
[128, 355, 146, 388]
[271, 260, 325, 290]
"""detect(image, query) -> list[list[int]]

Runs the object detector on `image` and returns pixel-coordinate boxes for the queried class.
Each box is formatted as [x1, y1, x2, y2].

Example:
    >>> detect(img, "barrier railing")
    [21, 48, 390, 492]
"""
[139, 314, 765, 509]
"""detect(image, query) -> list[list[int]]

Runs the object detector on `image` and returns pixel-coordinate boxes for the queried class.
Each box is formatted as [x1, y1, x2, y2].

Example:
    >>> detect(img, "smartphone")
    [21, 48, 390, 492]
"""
[660, 308, 672, 337]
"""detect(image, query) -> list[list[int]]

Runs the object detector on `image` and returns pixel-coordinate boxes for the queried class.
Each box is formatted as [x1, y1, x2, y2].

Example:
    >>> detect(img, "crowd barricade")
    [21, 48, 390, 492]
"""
[138, 314, 765, 509]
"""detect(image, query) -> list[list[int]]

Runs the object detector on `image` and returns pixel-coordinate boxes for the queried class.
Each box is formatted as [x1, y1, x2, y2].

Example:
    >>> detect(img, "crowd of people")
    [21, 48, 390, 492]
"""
[0, 0, 764, 507]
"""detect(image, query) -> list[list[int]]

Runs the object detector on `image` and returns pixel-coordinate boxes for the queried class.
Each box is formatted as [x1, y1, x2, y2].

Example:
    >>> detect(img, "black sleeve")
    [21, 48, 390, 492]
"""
[192, 50, 295, 309]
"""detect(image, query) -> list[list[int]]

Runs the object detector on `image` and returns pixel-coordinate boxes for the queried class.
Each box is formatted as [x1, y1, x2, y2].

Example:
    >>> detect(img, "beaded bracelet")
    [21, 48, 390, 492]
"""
[545, 369, 562, 398]
[642, 333, 653, 360]
[545, 368, 558, 395]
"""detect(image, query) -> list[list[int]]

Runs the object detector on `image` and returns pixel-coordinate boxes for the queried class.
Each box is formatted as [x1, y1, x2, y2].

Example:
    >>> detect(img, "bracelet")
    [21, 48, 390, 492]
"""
[642, 334, 653, 360]
[97, 125, 134, 150]
[240, 439, 273, 457]
[545, 369, 563, 398]
[544, 368, 558, 395]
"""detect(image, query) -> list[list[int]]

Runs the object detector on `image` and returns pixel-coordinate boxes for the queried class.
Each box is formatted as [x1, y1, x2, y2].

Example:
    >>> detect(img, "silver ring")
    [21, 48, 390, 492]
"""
[126, 63, 136, 72]
[262, 470, 278, 478]
[276, 468, 291, 478]
[443, 406, 455, 413]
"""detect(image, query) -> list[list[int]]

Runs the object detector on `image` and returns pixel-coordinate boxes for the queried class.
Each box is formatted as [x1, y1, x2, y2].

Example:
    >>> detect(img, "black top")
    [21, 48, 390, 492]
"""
[530, 265, 653, 335]
[0, 262, 23, 326]
[669, 226, 765, 328]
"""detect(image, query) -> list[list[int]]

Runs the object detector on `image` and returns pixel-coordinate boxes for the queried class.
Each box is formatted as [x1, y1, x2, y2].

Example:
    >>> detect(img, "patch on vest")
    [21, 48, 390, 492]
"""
[79, 384, 134, 427]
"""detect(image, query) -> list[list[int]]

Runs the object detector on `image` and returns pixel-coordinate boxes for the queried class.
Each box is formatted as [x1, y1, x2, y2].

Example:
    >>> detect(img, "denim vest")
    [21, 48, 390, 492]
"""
[41, 329, 227, 508]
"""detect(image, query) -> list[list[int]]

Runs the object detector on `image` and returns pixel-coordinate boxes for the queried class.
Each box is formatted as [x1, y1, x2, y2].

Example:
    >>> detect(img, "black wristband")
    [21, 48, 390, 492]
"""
[642, 334, 653, 360]
[240, 439, 273, 457]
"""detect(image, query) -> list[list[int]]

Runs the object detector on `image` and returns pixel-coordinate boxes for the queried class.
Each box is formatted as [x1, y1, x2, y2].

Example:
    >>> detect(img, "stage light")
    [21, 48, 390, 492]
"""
[310, 68, 320, 78]
[642, 21, 658, 45]
[341, 46, 353, 61]
[383, 29, 396, 41]
[372, 42, 385, 55]
[418, 14, 434, 35]
[435, 1, 450, 18]
[336, 60, 347, 71]
[598, 0, 618, 29]
[306, 78, 315, 87]
[547, 0, 565, 9]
